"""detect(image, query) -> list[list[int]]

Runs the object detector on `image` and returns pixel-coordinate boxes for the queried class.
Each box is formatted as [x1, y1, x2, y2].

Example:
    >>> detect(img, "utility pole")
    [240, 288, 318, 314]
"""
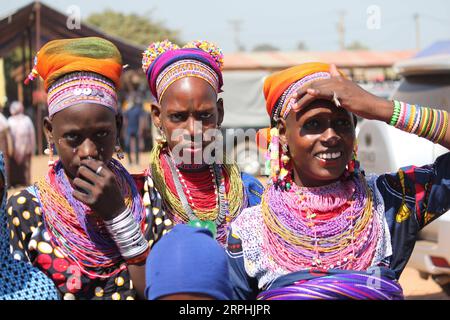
[414, 13, 421, 51]
[35, 0, 43, 155]
[229, 19, 244, 52]
[336, 11, 346, 50]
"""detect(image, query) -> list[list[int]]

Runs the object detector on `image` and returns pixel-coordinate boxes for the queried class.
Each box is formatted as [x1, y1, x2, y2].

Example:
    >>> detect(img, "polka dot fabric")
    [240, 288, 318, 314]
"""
[0, 153, 59, 300]
[5, 170, 191, 300]
[6, 179, 152, 300]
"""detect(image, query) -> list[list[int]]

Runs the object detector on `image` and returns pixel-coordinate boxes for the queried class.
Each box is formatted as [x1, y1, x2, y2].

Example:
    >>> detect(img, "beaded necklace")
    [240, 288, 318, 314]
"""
[164, 153, 228, 224]
[164, 159, 220, 212]
[261, 174, 381, 272]
[36, 159, 145, 278]
[149, 143, 246, 243]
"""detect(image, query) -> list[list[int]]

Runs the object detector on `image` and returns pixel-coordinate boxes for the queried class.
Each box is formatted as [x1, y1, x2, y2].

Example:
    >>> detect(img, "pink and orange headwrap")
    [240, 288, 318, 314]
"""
[25, 37, 123, 118]
[142, 40, 224, 103]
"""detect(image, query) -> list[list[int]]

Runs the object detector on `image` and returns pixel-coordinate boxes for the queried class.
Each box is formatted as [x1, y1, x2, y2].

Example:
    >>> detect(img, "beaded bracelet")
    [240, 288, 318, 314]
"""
[405, 105, 416, 132]
[390, 100, 401, 126]
[396, 102, 407, 128]
[390, 100, 449, 144]
[436, 111, 449, 143]
[417, 108, 429, 137]
[411, 106, 422, 134]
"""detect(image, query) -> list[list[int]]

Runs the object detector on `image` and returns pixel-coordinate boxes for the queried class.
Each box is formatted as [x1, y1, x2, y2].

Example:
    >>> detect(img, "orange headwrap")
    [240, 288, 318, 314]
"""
[259, 62, 349, 183]
[33, 37, 123, 92]
[257, 63, 337, 150]
[263, 62, 337, 118]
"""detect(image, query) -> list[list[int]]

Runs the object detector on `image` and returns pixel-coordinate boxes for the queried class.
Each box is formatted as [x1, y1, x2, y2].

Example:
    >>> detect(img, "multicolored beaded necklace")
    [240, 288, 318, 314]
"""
[261, 174, 381, 272]
[36, 159, 145, 278]
[149, 143, 246, 244]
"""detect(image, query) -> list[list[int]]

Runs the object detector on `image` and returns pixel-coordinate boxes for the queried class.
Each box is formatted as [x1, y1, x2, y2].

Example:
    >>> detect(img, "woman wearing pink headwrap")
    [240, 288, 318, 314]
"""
[140, 40, 263, 247]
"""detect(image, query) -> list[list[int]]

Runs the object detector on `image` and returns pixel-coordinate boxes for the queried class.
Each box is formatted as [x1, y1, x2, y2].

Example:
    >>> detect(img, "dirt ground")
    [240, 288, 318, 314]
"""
[8, 154, 449, 300]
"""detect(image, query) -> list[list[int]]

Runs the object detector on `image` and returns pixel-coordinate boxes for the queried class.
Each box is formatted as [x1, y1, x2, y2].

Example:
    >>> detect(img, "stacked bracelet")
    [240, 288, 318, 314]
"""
[390, 100, 401, 126]
[104, 207, 149, 262]
[389, 100, 449, 144]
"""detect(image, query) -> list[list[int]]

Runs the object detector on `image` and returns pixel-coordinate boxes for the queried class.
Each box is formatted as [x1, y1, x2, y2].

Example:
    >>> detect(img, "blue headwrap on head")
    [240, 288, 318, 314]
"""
[145, 224, 233, 300]
[0, 152, 59, 300]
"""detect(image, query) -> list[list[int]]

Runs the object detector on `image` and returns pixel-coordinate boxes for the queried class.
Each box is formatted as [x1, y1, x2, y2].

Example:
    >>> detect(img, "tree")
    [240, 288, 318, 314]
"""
[252, 44, 280, 52]
[346, 41, 369, 51]
[3, 47, 31, 106]
[85, 9, 181, 46]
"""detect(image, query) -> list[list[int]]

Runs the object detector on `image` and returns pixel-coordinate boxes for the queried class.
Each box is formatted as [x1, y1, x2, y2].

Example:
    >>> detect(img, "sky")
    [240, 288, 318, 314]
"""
[1, 0, 449, 53]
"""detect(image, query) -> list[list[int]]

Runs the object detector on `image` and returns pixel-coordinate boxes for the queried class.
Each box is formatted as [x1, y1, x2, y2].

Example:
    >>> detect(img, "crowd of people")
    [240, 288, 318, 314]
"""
[0, 36, 448, 300]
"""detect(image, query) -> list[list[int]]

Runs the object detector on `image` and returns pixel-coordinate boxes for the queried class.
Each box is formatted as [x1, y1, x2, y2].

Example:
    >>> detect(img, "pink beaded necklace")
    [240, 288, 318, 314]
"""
[261, 174, 381, 272]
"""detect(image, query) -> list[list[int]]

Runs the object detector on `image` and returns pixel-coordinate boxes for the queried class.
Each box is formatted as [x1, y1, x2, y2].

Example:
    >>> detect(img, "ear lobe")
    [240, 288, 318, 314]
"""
[151, 103, 162, 129]
[43, 117, 54, 144]
[217, 98, 224, 127]
[277, 118, 288, 145]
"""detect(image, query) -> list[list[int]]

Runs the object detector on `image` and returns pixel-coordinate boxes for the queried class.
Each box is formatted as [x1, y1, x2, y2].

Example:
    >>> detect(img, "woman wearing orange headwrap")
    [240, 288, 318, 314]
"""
[8, 37, 150, 300]
[226, 62, 450, 300]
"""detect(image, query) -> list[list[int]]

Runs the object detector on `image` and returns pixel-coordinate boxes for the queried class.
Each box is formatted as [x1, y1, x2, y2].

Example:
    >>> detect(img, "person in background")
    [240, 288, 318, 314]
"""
[7, 101, 35, 187]
[0, 108, 12, 183]
[124, 92, 145, 165]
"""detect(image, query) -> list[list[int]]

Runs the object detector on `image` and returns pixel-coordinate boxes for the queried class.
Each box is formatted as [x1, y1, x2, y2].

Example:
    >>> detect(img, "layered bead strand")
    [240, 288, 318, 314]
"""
[37, 159, 146, 278]
[261, 174, 380, 272]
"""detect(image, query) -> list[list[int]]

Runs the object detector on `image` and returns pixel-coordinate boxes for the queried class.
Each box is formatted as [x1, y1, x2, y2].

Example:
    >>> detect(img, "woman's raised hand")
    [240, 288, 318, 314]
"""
[292, 64, 393, 122]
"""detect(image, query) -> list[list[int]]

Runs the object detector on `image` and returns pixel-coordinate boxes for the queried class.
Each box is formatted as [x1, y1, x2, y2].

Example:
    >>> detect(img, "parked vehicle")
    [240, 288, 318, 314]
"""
[220, 70, 270, 176]
[357, 44, 450, 295]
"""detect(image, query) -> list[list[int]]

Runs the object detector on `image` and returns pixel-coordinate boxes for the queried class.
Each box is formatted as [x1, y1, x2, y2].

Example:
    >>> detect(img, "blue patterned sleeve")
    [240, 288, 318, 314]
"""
[375, 152, 450, 277]
[377, 152, 450, 230]
[240, 173, 264, 207]
[225, 227, 259, 300]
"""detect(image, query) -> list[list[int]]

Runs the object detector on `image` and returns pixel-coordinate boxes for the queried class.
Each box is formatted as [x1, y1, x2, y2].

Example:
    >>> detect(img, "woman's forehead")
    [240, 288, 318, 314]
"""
[51, 103, 117, 128]
[293, 100, 352, 121]
[161, 78, 217, 104]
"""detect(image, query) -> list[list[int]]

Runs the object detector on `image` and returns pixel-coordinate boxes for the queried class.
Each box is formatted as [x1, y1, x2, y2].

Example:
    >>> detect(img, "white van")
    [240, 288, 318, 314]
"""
[357, 53, 450, 295]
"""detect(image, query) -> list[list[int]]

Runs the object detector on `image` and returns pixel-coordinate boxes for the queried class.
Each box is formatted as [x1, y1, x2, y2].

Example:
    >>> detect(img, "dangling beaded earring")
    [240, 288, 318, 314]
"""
[347, 140, 360, 175]
[268, 127, 280, 185]
[44, 142, 55, 167]
[115, 139, 125, 160]
[279, 143, 293, 191]
[267, 127, 293, 191]
[156, 127, 167, 145]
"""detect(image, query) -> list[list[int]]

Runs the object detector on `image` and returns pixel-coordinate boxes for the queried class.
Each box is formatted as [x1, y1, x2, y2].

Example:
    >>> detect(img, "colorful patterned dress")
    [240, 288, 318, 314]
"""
[7, 171, 149, 300]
